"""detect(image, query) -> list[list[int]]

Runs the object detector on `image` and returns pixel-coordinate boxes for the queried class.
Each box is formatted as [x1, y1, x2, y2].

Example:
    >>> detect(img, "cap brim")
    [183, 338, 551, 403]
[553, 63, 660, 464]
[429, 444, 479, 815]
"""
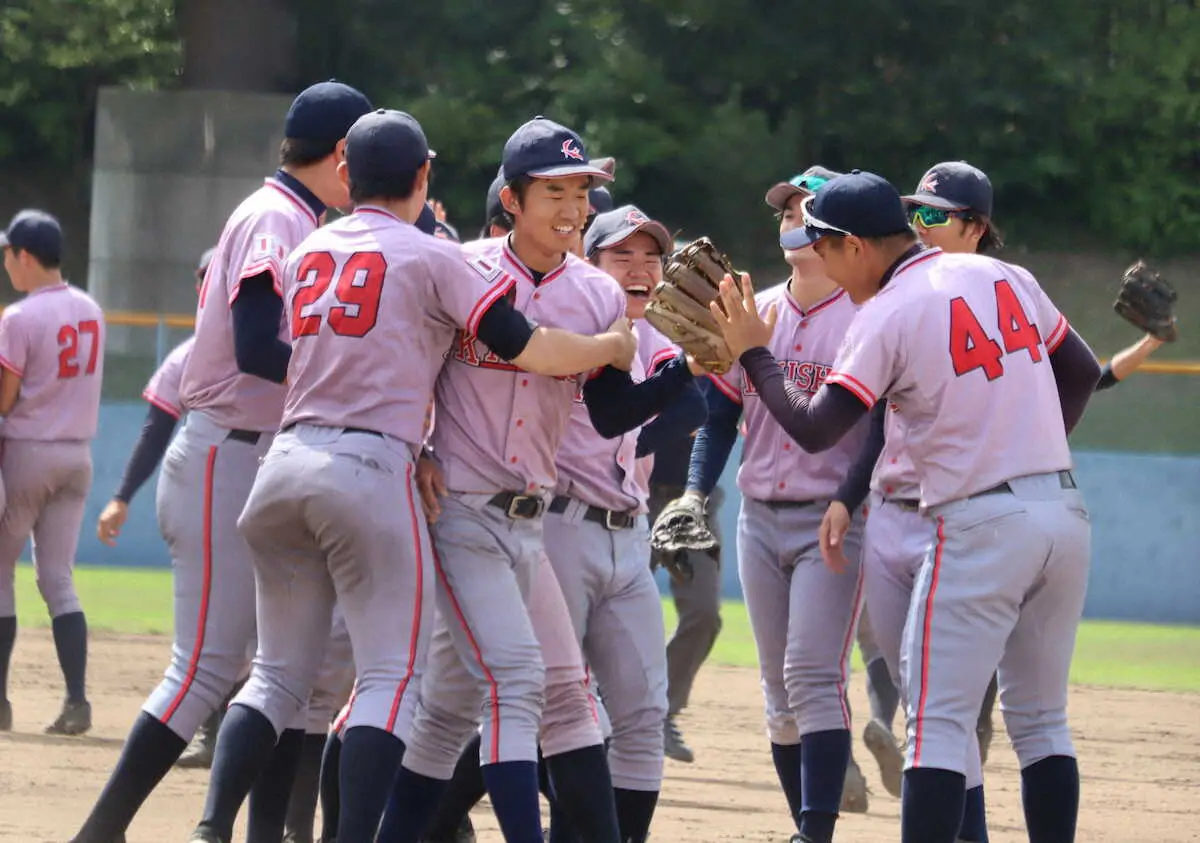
[594, 220, 674, 255]
[427, 149, 438, 159]
[527, 164, 615, 183]
[901, 192, 966, 211]
[780, 226, 826, 250]
[764, 183, 807, 210]
[0, 232, 8, 249]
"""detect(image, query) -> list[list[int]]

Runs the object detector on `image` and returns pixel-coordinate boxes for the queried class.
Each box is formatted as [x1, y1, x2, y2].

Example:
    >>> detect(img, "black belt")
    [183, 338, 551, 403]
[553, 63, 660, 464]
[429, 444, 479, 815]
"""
[488, 492, 546, 520]
[760, 498, 819, 510]
[226, 429, 262, 444]
[974, 470, 1077, 498]
[548, 496, 637, 531]
[278, 423, 384, 439]
[890, 498, 921, 512]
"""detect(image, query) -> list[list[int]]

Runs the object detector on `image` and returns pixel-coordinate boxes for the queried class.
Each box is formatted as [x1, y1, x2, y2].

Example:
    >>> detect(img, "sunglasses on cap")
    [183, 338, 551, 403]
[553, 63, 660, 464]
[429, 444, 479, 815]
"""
[792, 173, 831, 193]
[800, 193, 855, 238]
[908, 205, 972, 229]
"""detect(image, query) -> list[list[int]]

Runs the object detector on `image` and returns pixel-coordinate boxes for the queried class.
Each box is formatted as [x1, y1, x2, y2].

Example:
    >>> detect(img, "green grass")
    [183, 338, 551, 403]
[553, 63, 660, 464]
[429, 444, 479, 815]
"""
[18, 565, 1200, 692]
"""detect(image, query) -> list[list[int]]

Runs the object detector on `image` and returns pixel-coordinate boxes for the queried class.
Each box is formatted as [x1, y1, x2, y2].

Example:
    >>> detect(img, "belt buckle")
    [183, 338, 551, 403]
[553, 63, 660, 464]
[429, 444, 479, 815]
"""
[507, 495, 544, 520]
[604, 510, 630, 531]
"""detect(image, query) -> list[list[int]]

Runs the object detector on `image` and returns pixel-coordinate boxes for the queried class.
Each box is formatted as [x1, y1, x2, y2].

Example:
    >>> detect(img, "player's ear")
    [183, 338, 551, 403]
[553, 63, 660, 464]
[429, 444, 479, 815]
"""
[336, 160, 350, 190]
[415, 159, 432, 193]
[500, 184, 521, 217]
[333, 137, 348, 163]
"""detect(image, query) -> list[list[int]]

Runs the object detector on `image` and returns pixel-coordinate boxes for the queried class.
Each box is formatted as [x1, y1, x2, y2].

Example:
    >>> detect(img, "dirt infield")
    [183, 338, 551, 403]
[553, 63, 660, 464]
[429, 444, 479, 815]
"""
[1, 630, 1197, 843]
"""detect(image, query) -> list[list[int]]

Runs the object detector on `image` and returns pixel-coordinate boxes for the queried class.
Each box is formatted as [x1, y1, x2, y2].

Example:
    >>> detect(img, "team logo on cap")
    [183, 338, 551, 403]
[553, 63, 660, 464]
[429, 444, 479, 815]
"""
[625, 209, 649, 225]
[561, 139, 584, 161]
[919, 174, 939, 193]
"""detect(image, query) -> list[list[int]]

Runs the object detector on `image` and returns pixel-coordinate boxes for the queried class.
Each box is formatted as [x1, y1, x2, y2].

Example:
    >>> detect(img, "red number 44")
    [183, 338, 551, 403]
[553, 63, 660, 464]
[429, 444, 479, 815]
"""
[949, 280, 1043, 380]
[57, 319, 101, 379]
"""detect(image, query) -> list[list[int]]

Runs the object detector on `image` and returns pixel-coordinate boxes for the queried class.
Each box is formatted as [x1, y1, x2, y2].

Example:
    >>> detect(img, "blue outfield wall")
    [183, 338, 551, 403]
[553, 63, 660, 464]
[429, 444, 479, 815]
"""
[73, 404, 1200, 625]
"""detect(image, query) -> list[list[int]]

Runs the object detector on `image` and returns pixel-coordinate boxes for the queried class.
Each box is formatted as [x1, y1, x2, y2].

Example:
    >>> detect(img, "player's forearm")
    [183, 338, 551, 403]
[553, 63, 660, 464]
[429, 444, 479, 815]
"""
[740, 348, 867, 453]
[511, 327, 623, 378]
[834, 400, 886, 511]
[114, 404, 179, 504]
[583, 356, 695, 438]
[686, 385, 740, 495]
[1109, 334, 1163, 382]
[636, 373, 707, 457]
[231, 274, 291, 384]
[1049, 329, 1102, 434]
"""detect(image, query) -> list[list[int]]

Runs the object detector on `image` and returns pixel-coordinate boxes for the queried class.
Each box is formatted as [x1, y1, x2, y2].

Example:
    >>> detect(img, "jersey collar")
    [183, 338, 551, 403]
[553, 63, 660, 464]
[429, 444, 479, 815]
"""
[784, 284, 846, 318]
[268, 169, 326, 225]
[355, 205, 405, 224]
[27, 281, 69, 298]
[501, 235, 569, 286]
[880, 245, 940, 290]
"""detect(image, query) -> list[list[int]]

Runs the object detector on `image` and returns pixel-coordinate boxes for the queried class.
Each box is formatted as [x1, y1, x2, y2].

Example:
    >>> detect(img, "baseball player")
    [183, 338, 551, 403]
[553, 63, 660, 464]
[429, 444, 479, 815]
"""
[531, 204, 708, 843]
[71, 80, 375, 843]
[899, 159, 1167, 767]
[679, 166, 873, 843]
[380, 117, 694, 843]
[0, 209, 104, 736]
[719, 169, 1100, 843]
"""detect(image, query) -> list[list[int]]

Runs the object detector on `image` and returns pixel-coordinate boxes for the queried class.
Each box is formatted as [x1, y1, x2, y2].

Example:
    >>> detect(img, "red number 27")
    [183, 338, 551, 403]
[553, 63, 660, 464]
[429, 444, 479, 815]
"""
[290, 250, 387, 340]
[57, 319, 101, 379]
[949, 279, 1043, 380]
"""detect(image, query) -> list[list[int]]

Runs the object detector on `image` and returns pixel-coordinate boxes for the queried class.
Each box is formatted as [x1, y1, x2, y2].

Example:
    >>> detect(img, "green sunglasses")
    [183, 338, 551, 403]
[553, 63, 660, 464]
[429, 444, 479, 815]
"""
[790, 174, 831, 193]
[908, 205, 972, 228]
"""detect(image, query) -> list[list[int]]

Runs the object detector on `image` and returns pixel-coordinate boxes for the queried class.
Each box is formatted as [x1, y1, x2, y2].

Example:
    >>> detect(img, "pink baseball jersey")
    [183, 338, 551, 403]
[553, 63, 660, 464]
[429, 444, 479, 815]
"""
[555, 318, 681, 513]
[180, 178, 321, 431]
[0, 283, 105, 441]
[709, 283, 871, 502]
[280, 207, 513, 444]
[827, 249, 1072, 507]
[431, 237, 626, 494]
[143, 337, 195, 420]
[871, 402, 920, 500]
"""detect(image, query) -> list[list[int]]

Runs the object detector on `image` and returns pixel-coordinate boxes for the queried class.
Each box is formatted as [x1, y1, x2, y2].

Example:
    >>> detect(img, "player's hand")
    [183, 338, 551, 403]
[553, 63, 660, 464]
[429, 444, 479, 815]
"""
[416, 455, 448, 524]
[819, 501, 853, 573]
[97, 499, 129, 547]
[606, 317, 638, 372]
[712, 273, 778, 359]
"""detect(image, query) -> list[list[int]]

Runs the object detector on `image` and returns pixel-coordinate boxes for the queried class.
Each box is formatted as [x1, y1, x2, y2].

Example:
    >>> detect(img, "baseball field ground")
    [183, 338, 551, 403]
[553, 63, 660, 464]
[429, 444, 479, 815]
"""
[3, 564, 1198, 842]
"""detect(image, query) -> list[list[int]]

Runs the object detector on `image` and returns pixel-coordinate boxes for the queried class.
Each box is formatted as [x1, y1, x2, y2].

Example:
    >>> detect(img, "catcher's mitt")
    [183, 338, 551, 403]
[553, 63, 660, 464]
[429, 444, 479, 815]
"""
[1114, 260, 1178, 342]
[650, 546, 694, 584]
[643, 237, 742, 374]
[651, 494, 719, 560]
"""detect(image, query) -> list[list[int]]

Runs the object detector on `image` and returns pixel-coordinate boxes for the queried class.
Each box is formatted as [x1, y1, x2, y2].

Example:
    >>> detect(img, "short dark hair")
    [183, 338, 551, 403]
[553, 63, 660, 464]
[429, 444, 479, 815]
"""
[279, 137, 339, 168]
[824, 229, 919, 251]
[975, 218, 1004, 254]
[349, 170, 420, 205]
[9, 245, 60, 270]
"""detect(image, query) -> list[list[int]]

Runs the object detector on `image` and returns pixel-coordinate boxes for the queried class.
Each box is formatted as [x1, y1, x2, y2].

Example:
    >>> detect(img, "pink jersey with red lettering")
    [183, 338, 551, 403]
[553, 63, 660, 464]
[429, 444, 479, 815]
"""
[709, 283, 870, 502]
[143, 337, 195, 420]
[432, 237, 625, 494]
[555, 318, 681, 513]
[871, 402, 920, 500]
[0, 283, 104, 441]
[280, 207, 511, 443]
[180, 178, 320, 431]
[827, 249, 1072, 507]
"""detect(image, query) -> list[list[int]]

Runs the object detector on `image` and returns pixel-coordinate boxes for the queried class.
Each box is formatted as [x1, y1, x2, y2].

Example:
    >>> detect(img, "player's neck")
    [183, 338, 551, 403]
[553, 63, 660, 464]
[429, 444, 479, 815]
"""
[787, 269, 839, 311]
[508, 231, 565, 275]
[358, 197, 424, 226]
[23, 270, 64, 293]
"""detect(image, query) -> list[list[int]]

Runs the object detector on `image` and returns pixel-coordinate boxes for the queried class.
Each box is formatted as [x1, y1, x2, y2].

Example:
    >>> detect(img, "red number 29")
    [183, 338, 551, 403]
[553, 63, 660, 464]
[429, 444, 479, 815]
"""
[57, 319, 101, 379]
[290, 250, 386, 340]
[949, 279, 1043, 380]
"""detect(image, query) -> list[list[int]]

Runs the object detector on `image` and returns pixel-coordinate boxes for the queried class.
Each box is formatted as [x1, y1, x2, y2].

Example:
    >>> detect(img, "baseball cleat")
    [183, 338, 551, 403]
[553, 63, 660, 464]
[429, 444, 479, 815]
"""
[44, 700, 91, 736]
[0, 699, 11, 731]
[663, 716, 695, 763]
[863, 718, 904, 798]
[977, 720, 994, 766]
[188, 827, 225, 843]
[177, 726, 217, 769]
[840, 755, 870, 813]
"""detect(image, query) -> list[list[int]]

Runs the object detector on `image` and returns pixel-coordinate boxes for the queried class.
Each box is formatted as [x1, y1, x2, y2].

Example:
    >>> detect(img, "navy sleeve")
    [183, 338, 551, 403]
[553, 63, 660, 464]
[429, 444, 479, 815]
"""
[231, 273, 291, 383]
[114, 405, 179, 504]
[635, 361, 708, 457]
[1049, 329, 1102, 433]
[740, 347, 870, 452]
[582, 356, 695, 438]
[1094, 362, 1119, 391]
[475, 297, 536, 361]
[686, 381, 740, 495]
[834, 400, 886, 511]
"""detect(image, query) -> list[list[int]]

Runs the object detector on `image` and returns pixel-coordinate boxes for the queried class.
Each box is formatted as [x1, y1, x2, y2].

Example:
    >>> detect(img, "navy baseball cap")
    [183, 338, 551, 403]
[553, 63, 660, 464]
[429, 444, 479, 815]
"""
[779, 170, 912, 250]
[0, 209, 63, 265]
[903, 161, 994, 217]
[589, 186, 614, 215]
[415, 203, 438, 235]
[765, 165, 842, 211]
[345, 109, 436, 186]
[434, 220, 461, 242]
[285, 79, 373, 143]
[584, 205, 673, 257]
[501, 117, 615, 183]
[485, 169, 506, 223]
